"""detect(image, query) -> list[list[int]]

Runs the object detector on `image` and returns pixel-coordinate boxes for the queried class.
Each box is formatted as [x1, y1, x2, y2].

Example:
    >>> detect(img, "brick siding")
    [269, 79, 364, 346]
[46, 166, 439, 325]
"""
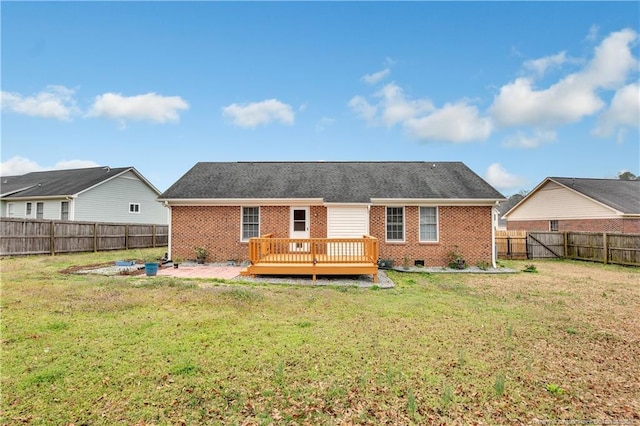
[507, 218, 640, 234]
[171, 204, 495, 266]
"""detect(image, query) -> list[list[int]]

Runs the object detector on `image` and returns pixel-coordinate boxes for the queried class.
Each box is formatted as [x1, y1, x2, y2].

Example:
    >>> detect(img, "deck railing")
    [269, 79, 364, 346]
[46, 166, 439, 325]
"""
[248, 234, 379, 265]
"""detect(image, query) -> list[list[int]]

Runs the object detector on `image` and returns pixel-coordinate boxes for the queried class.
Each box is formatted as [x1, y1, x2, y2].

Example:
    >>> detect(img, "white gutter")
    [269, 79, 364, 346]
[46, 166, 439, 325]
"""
[158, 198, 325, 207]
[370, 198, 505, 206]
[492, 203, 498, 268]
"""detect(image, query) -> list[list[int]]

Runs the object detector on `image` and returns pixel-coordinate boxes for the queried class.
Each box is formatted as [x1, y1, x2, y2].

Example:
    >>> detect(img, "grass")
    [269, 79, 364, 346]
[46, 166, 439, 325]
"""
[1, 250, 639, 424]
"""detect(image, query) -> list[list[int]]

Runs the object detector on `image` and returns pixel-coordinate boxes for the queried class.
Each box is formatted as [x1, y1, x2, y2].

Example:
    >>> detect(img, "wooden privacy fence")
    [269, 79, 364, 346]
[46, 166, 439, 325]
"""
[0, 218, 168, 256]
[495, 230, 640, 266]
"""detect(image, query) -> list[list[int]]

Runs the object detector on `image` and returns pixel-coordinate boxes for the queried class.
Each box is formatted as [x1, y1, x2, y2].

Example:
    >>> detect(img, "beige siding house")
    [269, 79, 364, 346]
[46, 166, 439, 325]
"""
[503, 177, 640, 234]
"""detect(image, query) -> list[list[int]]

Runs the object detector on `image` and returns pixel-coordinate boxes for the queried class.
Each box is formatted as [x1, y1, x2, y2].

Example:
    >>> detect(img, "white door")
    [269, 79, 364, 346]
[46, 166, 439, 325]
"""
[290, 207, 310, 251]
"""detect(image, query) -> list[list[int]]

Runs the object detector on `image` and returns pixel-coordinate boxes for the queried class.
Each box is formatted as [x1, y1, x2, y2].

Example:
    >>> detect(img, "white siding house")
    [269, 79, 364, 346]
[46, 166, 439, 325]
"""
[1, 166, 168, 224]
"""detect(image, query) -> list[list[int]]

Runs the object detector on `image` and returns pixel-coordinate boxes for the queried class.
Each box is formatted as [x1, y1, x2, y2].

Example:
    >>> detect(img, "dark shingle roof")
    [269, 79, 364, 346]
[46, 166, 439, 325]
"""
[1, 167, 135, 198]
[159, 162, 504, 202]
[551, 177, 640, 214]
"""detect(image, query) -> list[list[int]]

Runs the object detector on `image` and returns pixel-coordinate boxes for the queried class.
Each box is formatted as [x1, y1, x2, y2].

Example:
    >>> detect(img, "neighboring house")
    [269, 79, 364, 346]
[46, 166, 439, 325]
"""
[1, 166, 168, 224]
[503, 177, 640, 234]
[158, 161, 505, 267]
[495, 193, 525, 230]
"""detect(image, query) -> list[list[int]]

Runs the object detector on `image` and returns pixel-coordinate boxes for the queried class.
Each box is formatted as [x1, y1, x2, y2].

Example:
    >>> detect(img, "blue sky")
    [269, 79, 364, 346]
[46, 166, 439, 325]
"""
[1, 2, 639, 195]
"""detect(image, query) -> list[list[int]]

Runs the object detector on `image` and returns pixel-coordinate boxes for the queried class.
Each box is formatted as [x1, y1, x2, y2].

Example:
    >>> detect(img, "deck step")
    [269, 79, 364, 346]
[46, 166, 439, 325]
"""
[239, 267, 251, 276]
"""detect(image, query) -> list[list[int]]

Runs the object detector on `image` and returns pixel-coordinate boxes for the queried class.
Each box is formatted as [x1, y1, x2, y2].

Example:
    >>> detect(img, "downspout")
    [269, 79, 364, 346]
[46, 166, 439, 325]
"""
[491, 203, 498, 269]
[164, 202, 172, 259]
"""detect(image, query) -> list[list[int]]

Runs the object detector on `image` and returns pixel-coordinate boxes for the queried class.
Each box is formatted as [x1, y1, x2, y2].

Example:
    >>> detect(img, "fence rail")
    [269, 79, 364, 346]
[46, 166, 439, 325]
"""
[0, 218, 168, 256]
[495, 230, 640, 267]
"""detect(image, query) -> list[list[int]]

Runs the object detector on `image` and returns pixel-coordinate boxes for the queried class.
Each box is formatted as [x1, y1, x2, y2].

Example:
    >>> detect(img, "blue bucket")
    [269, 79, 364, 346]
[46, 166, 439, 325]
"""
[145, 262, 159, 276]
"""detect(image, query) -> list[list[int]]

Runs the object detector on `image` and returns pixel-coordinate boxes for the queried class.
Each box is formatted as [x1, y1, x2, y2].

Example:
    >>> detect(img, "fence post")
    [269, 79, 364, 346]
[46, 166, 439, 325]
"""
[93, 223, 98, 252]
[125, 224, 129, 250]
[564, 232, 568, 258]
[50, 221, 55, 255]
[602, 233, 608, 264]
[152, 225, 157, 248]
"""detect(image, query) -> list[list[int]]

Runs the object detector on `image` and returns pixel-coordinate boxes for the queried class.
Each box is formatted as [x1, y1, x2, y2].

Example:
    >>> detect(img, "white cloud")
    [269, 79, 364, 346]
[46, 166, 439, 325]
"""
[86, 92, 189, 124]
[349, 83, 433, 127]
[592, 82, 640, 137]
[348, 95, 377, 123]
[315, 116, 336, 132]
[404, 101, 492, 143]
[222, 99, 294, 128]
[523, 51, 568, 77]
[585, 25, 599, 42]
[0, 85, 78, 120]
[502, 129, 557, 149]
[375, 83, 434, 127]
[0, 156, 43, 176]
[484, 163, 528, 190]
[362, 68, 390, 85]
[491, 28, 639, 128]
[349, 83, 490, 143]
[0, 156, 99, 176]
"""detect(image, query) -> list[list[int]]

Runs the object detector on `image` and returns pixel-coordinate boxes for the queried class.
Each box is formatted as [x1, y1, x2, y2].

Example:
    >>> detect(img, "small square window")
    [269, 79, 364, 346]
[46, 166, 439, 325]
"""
[129, 203, 140, 213]
[550, 220, 558, 231]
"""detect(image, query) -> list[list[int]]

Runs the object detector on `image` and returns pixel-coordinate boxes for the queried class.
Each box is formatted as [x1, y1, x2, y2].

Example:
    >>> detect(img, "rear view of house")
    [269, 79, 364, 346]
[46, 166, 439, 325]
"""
[1, 166, 168, 225]
[159, 161, 505, 268]
[503, 177, 640, 234]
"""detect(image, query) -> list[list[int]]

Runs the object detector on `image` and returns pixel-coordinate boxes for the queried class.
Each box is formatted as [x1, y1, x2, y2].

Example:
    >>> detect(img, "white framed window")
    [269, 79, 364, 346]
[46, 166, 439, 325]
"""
[36, 202, 44, 219]
[550, 220, 558, 232]
[419, 206, 438, 242]
[26, 202, 32, 216]
[129, 203, 141, 214]
[61, 201, 69, 221]
[7, 203, 15, 217]
[386, 206, 404, 242]
[241, 207, 260, 242]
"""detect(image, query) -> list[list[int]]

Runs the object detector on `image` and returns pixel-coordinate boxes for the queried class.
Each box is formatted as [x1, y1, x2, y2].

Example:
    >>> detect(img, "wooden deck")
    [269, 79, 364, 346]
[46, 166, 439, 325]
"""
[240, 234, 379, 282]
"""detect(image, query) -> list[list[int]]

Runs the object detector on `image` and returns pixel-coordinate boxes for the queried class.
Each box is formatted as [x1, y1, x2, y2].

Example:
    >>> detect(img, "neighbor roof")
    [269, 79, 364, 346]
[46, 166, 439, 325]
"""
[1, 166, 159, 199]
[549, 177, 640, 214]
[159, 161, 505, 203]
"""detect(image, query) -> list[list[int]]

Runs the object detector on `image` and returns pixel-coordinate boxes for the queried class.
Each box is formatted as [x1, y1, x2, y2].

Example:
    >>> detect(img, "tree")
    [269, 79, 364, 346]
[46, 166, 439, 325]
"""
[618, 171, 638, 180]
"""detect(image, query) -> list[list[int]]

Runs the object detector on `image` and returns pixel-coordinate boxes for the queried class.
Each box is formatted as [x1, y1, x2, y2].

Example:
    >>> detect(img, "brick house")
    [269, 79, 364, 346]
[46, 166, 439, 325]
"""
[503, 177, 640, 234]
[158, 162, 505, 267]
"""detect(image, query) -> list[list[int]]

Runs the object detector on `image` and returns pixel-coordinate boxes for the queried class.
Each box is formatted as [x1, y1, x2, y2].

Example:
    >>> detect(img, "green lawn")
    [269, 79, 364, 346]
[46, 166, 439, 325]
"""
[1, 250, 638, 424]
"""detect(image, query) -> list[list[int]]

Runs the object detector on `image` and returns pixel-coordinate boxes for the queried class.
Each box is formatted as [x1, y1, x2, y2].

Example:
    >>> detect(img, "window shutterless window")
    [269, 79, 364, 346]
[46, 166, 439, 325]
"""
[129, 203, 140, 213]
[386, 207, 404, 242]
[36, 202, 44, 219]
[61, 201, 69, 220]
[419, 206, 438, 242]
[26, 202, 32, 216]
[550, 220, 558, 231]
[242, 207, 260, 241]
[7, 203, 15, 217]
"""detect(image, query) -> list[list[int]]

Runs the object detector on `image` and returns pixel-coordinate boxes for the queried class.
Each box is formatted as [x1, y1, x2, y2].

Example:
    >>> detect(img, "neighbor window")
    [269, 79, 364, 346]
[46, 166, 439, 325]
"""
[26, 202, 32, 216]
[7, 203, 15, 217]
[419, 207, 438, 242]
[61, 201, 69, 221]
[129, 203, 140, 214]
[550, 220, 558, 232]
[242, 207, 260, 241]
[386, 207, 404, 242]
[36, 202, 44, 219]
